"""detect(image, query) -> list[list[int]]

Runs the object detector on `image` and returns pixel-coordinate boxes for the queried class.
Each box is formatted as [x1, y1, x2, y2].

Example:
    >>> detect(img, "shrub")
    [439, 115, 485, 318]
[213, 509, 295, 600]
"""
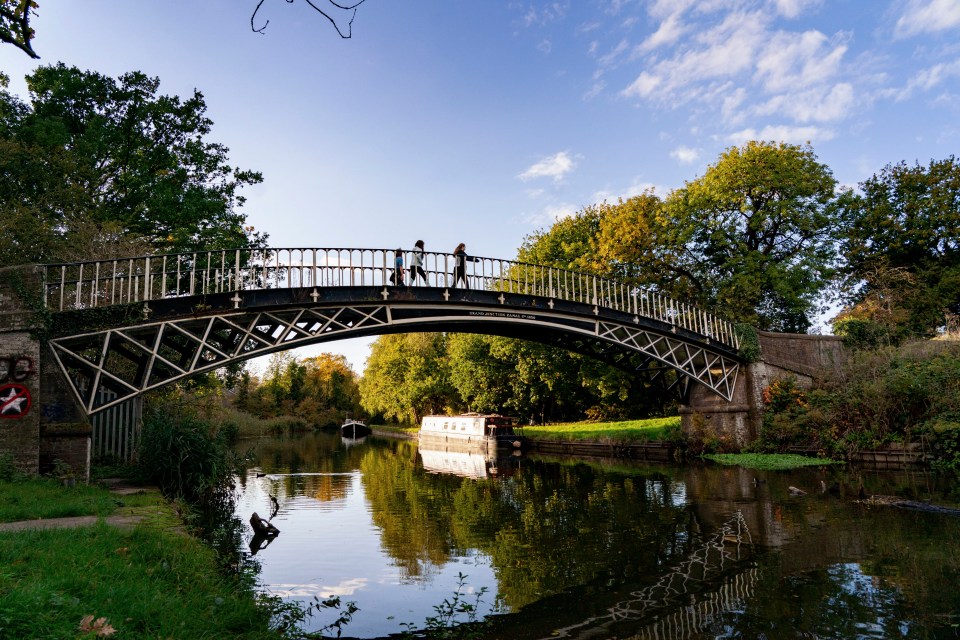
[924, 417, 960, 473]
[137, 395, 239, 502]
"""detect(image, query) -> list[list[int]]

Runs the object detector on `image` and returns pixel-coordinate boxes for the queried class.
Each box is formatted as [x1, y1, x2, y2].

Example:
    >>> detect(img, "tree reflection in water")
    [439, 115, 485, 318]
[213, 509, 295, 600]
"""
[229, 432, 960, 639]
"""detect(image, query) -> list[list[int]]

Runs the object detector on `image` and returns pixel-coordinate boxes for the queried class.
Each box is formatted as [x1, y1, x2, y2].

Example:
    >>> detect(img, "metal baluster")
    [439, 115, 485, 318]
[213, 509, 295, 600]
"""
[90, 262, 100, 307]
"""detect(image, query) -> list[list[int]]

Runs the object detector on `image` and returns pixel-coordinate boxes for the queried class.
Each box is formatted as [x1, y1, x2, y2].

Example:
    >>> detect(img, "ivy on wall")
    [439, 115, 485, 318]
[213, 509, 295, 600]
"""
[735, 323, 761, 363]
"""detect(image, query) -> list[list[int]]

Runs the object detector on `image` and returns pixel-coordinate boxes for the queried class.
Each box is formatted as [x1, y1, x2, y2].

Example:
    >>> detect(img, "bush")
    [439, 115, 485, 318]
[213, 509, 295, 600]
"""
[756, 341, 960, 465]
[924, 417, 960, 473]
[137, 396, 239, 502]
[0, 453, 24, 482]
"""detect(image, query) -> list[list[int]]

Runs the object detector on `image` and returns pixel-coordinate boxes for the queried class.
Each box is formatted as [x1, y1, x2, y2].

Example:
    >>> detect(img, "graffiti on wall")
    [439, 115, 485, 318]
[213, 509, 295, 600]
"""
[0, 356, 35, 383]
[0, 357, 35, 419]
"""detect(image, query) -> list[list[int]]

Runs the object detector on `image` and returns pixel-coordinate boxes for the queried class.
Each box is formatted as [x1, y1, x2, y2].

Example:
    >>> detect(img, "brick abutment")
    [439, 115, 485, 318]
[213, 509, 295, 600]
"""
[0, 265, 90, 480]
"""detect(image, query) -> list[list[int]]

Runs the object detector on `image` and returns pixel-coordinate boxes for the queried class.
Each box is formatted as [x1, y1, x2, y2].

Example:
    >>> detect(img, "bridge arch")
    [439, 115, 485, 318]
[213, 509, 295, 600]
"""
[40, 248, 743, 416]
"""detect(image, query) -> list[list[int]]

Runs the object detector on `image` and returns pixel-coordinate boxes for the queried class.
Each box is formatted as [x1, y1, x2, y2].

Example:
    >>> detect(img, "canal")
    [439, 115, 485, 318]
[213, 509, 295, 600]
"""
[226, 431, 960, 639]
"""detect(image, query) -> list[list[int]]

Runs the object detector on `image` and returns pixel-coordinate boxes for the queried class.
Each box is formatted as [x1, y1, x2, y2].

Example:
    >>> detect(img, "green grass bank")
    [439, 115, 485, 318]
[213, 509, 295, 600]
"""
[0, 478, 291, 640]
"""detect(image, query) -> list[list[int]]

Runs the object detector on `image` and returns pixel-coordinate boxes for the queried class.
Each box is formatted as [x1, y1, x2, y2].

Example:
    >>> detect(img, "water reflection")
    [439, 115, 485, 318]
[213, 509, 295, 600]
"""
[230, 432, 960, 639]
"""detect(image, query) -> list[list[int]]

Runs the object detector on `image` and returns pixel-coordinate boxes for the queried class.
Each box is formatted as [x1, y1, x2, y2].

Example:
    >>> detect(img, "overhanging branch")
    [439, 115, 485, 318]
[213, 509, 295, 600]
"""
[0, 0, 39, 59]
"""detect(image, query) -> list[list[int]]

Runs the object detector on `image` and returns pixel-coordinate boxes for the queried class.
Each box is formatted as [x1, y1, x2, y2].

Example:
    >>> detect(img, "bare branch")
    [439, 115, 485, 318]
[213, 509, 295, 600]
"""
[251, 0, 367, 39]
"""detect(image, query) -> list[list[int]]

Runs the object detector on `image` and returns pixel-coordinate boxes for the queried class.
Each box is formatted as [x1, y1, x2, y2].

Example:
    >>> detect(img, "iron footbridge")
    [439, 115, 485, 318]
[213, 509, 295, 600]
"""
[40, 248, 744, 415]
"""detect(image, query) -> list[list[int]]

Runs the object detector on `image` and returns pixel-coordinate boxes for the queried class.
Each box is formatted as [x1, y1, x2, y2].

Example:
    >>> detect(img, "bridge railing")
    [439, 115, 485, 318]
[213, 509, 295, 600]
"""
[42, 248, 739, 350]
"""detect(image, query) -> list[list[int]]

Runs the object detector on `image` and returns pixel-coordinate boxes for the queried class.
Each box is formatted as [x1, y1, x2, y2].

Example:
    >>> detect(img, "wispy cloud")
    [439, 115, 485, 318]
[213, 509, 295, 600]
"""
[622, 11, 768, 102]
[769, 0, 824, 19]
[893, 59, 960, 100]
[894, 0, 960, 38]
[524, 202, 578, 226]
[727, 124, 836, 145]
[636, 11, 688, 52]
[670, 145, 701, 164]
[519, 151, 577, 182]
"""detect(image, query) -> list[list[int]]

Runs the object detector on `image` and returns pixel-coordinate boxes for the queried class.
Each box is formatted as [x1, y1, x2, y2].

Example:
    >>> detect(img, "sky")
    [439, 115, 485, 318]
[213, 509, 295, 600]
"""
[2, 0, 959, 372]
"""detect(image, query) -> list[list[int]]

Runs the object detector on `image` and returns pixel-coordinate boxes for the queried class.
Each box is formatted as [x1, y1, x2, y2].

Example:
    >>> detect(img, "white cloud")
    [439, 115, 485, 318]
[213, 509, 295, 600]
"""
[622, 70, 661, 97]
[519, 151, 577, 182]
[271, 578, 368, 598]
[721, 87, 748, 123]
[754, 30, 847, 93]
[753, 82, 855, 122]
[521, 2, 570, 28]
[524, 203, 578, 226]
[637, 11, 688, 52]
[621, 11, 768, 103]
[670, 145, 701, 163]
[769, 0, 823, 19]
[894, 0, 960, 38]
[894, 59, 960, 100]
[598, 39, 630, 66]
[593, 180, 663, 203]
[583, 80, 606, 100]
[727, 124, 836, 144]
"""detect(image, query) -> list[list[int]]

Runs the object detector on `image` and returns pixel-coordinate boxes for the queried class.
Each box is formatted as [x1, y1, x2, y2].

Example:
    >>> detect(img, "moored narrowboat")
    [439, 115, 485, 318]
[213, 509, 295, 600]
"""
[418, 412, 525, 453]
[341, 418, 371, 438]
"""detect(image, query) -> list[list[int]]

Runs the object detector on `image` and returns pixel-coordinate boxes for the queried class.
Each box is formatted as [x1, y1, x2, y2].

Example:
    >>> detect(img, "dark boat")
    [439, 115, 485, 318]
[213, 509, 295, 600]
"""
[341, 418, 371, 438]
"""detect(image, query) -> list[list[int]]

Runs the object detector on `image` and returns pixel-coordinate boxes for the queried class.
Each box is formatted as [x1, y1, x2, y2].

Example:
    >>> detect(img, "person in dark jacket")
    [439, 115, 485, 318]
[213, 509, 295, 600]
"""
[452, 242, 478, 288]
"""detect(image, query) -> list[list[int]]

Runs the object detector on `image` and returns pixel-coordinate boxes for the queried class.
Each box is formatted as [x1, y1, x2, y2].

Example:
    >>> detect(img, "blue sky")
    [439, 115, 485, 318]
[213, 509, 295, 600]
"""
[3, 0, 959, 371]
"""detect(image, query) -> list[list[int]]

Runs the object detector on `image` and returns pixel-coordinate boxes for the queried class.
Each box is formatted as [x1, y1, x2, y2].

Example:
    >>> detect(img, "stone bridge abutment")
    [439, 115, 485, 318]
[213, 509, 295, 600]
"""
[0, 265, 91, 480]
[680, 331, 845, 448]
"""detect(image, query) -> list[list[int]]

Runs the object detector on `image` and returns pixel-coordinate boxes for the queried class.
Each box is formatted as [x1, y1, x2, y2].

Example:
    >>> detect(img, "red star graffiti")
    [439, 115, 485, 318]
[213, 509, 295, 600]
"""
[0, 383, 31, 419]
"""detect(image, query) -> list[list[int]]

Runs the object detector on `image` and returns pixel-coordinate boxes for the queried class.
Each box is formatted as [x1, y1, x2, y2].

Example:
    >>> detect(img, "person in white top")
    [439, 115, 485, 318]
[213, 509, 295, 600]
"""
[410, 239, 427, 285]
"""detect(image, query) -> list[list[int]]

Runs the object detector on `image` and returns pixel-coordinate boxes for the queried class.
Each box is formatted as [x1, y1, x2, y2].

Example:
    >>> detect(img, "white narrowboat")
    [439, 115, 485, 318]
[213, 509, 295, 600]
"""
[418, 413, 524, 453]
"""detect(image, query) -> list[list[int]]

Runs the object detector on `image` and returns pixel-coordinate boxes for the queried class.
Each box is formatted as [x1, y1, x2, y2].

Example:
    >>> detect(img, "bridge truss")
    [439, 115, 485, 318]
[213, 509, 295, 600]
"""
[41, 248, 743, 415]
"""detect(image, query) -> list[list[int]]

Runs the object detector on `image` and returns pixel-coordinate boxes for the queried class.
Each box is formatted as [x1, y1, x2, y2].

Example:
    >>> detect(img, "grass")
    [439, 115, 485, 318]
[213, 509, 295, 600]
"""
[0, 477, 287, 639]
[371, 424, 420, 437]
[522, 416, 681, 443]
[0, 522, 279, 639]
[221, 405, 310, 438]
[704, 453, 844, 471]
[0, 478, 159, 523]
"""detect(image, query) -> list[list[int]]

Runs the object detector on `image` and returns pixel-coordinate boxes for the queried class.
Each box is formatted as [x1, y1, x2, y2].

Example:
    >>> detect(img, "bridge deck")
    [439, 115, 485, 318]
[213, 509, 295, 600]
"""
[41, 247, 740, 351]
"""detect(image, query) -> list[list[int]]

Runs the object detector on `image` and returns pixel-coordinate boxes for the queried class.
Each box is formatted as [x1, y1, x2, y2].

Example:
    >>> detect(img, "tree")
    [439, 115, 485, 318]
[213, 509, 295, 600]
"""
[662, 141, 838, 332]
[595, 192, 702, 301]
[359, 333, 457, 424]
[0, 0, 37, 58]
[837, 157, 960, 337]
[0, 64, 266, 266]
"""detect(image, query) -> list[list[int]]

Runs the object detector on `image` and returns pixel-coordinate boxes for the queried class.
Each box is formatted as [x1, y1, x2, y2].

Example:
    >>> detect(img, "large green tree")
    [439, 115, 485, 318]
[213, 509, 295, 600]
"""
[662, 141, 838, 332]
[359, 333, 457, 424]
[837, 157, 960, 338]
[0, 64, 266, 267]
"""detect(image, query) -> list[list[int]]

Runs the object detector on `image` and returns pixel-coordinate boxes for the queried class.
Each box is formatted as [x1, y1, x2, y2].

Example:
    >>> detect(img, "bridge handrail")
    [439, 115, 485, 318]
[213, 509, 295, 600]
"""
[41, 247, 740, 350]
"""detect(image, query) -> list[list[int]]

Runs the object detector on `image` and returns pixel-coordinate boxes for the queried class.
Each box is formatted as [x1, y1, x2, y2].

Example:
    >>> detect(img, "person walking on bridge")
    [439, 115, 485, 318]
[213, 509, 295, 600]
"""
[389, 248, 405, 285]
[410, 240, 427, 285]
[452, 242, 478, 289]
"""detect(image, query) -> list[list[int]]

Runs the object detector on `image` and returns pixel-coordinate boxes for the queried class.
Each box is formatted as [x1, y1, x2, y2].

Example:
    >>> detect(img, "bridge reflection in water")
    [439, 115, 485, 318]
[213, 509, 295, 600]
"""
[543, 511, 756, 640]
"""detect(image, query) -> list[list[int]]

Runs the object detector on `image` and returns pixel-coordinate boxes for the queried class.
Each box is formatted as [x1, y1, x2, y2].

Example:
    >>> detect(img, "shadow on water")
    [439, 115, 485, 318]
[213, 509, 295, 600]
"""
[200, 431, 960, 639]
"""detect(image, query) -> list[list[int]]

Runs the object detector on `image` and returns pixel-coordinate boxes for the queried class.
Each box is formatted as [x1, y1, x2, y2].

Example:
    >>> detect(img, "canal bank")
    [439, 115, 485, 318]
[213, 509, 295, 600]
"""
[0, 476, 291, 639]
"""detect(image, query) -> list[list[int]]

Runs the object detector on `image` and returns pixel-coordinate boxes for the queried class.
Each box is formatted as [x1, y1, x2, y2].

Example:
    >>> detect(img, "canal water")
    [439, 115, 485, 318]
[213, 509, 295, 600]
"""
[228, 431, 960, 639]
